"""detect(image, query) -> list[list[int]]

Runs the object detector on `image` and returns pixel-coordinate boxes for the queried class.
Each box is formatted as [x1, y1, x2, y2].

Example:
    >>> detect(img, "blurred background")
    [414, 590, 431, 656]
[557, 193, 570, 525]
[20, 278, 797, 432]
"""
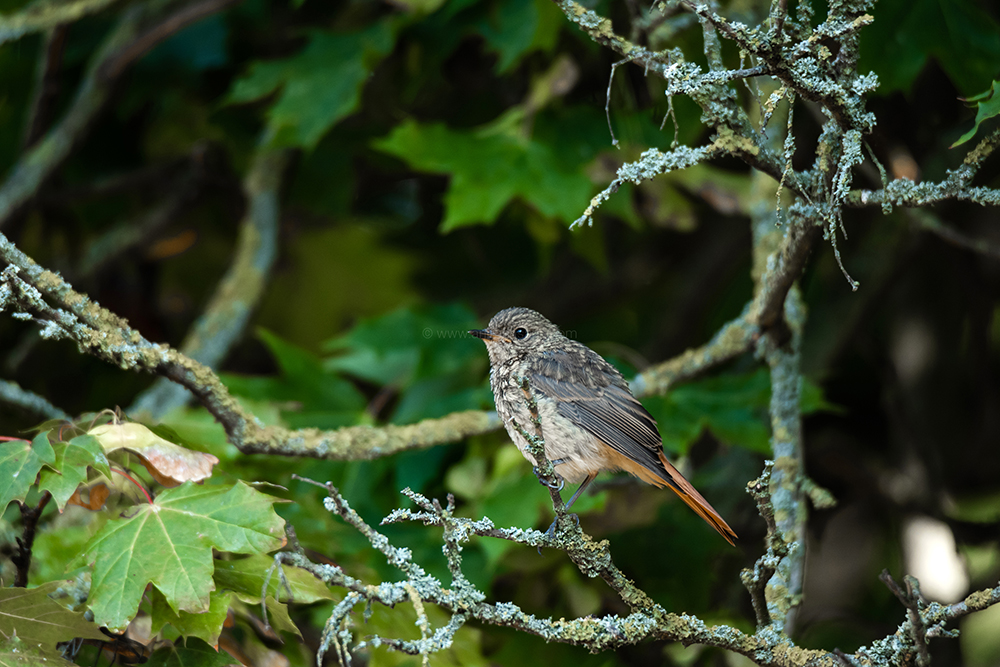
[1, 0, 1000, 663]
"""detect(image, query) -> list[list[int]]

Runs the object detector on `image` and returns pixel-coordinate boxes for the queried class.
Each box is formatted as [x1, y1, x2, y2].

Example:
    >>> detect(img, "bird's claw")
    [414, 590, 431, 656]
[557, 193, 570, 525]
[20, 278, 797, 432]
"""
[537, 513, 580, 555]
[532, 466, 564, 491]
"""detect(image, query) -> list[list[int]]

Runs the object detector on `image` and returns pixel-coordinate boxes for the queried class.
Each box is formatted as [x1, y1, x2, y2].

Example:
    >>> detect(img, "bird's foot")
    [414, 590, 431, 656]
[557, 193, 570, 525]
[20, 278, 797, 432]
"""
[537, 513, 580, 555]
[532, 466, 564, 491]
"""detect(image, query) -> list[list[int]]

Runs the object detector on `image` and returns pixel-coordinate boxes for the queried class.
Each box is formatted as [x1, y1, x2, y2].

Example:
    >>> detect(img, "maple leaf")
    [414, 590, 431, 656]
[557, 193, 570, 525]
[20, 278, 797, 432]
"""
[0, 433, 54, 511]
[37, 434, 112, 510]
[0, 581, 106, 650]
[372, 115, 595, 231]
[77, 482, 286, 632]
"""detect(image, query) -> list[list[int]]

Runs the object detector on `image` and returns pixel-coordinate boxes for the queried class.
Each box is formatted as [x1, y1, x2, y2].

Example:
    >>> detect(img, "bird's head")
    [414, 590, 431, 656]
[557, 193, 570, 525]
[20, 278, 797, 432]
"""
[469, 307, 562, 366]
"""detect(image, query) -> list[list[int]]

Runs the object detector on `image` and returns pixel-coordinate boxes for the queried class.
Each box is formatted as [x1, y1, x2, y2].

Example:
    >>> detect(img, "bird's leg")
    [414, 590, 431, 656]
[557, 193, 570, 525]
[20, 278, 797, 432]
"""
[563, 473, 596, 511]
[543, 472, 596, 543]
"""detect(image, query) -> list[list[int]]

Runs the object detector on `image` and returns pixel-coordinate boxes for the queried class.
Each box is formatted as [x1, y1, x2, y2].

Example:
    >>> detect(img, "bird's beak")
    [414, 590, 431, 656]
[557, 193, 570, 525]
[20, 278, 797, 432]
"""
[469, 328, 505, 343]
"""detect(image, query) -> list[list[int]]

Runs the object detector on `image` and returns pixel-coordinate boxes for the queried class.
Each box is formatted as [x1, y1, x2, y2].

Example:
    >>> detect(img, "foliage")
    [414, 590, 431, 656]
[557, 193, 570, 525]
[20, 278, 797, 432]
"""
[951, 80, 1000, 148]
[0, 423, 292, 660]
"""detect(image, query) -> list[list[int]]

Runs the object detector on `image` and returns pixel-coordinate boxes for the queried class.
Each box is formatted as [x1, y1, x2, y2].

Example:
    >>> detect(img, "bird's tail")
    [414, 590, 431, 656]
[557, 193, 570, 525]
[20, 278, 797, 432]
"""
[656, 452, 737, 546]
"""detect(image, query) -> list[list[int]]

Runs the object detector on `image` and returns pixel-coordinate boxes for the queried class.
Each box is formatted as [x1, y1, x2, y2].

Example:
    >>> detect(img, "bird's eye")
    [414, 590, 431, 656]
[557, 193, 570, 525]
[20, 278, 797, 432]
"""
[514, 327, 528, 339]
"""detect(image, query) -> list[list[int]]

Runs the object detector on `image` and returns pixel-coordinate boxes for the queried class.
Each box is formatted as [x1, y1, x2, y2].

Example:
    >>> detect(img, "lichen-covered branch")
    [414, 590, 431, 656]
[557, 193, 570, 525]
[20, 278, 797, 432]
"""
[847, 128, 1000, 209]
[129, 145, 291, 419]
[286, 477, 1000, 666]
[855, 574, 1000, 666]
[757, 313, 806, 633]
[294, 481, 833, 667]
[551, 0, 808, 198]
[572, 145, 721, 228]
[0, 233, 500, 458]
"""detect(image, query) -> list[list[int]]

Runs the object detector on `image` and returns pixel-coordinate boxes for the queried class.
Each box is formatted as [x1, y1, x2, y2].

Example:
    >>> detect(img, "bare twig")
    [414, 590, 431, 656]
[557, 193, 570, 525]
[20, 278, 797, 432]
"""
[879, 571, 932, 667]
[22, 24, 69, 149]
[907, 208, 1000, 261]
[97, 0, 241, 81]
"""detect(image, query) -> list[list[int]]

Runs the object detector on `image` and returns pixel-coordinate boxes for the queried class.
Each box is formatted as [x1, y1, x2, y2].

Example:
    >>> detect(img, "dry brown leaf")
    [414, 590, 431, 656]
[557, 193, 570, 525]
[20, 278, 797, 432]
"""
[68, 483, 111, 510]
[88, 422, 219, 487]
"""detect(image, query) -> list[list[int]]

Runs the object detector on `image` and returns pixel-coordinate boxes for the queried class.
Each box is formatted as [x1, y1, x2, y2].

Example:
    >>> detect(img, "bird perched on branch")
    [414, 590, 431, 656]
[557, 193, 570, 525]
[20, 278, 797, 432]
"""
[470, 306, 736, 545]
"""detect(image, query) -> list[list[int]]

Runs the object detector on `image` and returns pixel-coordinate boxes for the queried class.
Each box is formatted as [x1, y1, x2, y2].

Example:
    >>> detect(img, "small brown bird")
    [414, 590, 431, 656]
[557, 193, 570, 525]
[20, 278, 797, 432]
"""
[470, 307, 736, 545]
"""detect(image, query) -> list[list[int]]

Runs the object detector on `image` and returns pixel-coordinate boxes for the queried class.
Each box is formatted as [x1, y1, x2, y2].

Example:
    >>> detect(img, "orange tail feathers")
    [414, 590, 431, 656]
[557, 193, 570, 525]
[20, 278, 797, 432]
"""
[657, 452, 737, 546]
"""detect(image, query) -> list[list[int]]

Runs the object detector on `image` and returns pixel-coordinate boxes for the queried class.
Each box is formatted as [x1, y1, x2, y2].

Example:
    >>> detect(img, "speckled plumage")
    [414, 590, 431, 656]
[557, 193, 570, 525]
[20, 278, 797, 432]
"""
[470, 307, 736, 545]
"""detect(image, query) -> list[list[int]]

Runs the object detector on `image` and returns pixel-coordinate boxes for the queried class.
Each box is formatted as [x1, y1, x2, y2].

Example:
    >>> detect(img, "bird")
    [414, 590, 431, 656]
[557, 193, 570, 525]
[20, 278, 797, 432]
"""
[469, 306, 736, 545]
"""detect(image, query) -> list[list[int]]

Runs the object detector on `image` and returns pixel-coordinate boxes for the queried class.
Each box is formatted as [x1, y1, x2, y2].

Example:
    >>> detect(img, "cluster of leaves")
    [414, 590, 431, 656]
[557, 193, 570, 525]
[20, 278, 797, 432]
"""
[0, 420, 314, 665]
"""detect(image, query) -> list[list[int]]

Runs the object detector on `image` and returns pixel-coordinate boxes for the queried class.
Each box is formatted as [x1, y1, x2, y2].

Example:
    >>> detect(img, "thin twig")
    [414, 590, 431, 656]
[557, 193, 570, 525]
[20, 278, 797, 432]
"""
[879, 570, 931, 666]
[23, 24, 69, 149]
[13, 491, 53, 587]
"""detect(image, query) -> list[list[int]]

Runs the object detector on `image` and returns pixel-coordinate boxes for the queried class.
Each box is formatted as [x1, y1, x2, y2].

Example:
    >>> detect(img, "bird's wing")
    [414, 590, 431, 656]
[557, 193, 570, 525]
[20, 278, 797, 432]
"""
[529, 348, 738, 546]
[528, 350, 665, 478]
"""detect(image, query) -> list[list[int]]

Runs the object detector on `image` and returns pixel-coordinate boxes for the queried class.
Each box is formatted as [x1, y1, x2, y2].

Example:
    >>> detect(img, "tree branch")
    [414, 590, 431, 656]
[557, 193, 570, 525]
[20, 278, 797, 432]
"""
[22, 24, 69, 149]
[0, 231, 501, 457]
[0, 378, 68, 419]
[298, 481, 834, 666]
[12, 491, 52, 587]
[0, 0, 120, 46]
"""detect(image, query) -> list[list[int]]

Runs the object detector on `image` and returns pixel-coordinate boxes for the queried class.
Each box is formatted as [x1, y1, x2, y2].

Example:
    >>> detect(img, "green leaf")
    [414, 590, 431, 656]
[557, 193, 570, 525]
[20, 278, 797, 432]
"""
[476, 0, 538, 72]
[150, 587, 233, 646]
[323, 303, 481, 385]
[235, 595, 301, 638]
[37, 434, 111, 510]
[0, 581, 106, 649]
[213, 554, 333, 604]
[144, 638, 240, 667]
[225, 24, 395, 148]
[223, 328, 367, 428]
[79, 482, 286, 632]
[860, 0, 1000, 94]
[951, 80, 1000, 148]
[0, 635, 76, 665]
[30, 523, 98, 584]
[0, 433, 54, 511]
[372, 115, 595, 231]
[322, 303, 491, 423]
[644, 369, 834, 455]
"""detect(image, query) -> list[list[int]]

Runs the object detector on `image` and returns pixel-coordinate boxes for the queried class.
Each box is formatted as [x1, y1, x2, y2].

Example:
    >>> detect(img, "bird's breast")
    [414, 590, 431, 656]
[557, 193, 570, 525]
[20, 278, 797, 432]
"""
[490, 370, 607, 484]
